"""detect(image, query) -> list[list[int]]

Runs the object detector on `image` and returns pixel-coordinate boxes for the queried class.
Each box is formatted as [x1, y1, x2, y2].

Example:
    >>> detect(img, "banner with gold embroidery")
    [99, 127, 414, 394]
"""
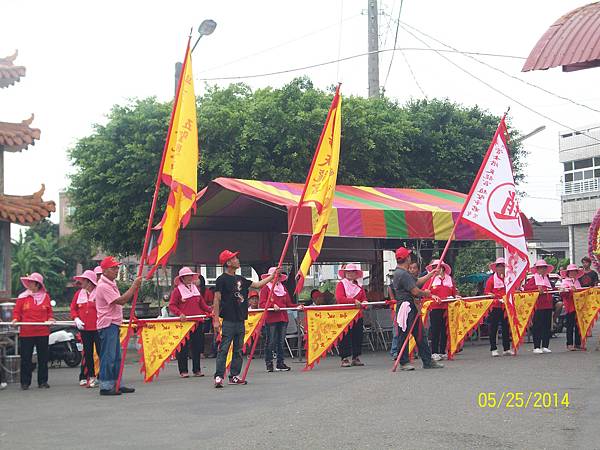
[506, 292, 538, 350]
[138, 321, 197, 382]
[222, 311, 265, 369]
[574, 287, 600, 348]
[304, 307, 362, 370]
[91, 325, 133, 378]
[447, 299, 494, 357]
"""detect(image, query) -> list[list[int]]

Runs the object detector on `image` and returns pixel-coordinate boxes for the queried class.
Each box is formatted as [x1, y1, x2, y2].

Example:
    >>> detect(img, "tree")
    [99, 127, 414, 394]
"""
[452, 241, 496, 296]
[68, 77, 525, 256]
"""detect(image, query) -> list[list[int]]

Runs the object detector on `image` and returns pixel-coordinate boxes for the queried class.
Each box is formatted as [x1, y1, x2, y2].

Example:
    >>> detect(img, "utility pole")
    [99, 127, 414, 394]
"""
[367, 0, 380, 98]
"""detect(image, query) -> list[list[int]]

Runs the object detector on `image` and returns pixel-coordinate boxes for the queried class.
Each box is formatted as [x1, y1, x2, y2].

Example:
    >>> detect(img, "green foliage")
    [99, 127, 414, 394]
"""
[453, 242, 496, 296]
[116, 279, 159, 303]
[67, 77, 525, 256]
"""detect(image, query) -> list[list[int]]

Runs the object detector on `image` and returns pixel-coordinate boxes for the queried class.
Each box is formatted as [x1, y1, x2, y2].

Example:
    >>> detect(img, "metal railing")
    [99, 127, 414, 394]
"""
[562, 178, 600, 195]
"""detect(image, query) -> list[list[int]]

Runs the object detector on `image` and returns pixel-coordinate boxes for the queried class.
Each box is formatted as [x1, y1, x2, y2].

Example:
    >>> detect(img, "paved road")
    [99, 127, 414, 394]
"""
[1, 330, 599, 450]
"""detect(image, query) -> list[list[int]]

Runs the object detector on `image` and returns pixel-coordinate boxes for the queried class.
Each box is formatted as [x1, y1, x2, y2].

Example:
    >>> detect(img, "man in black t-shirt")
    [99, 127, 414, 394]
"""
[392, 247, 444, 371]
[212, 249, 279, 388]
[580, 256, 599, 288]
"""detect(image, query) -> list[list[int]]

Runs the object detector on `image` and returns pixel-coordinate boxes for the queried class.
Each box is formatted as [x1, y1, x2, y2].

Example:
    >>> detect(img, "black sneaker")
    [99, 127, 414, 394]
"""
[100, 389, 122, 396]
[423, 361, 444, 369]
[21, 384, 30, 390]
[119, 386, 135, 394]
[228, 376, 248, 385]
[38, 383, 50, 389]
[275, 363, 291, 372]
[266, 362, 274, 372]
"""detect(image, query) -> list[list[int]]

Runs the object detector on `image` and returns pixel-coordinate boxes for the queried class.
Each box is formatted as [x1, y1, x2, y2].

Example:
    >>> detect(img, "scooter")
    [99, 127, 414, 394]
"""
[48, 326, 82, 368]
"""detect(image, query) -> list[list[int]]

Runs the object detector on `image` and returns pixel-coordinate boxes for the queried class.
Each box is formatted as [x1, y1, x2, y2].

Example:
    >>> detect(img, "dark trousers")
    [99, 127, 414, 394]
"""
[177, 325, 204, 374]
[488, 308, 511, 351]
[339, 318, 364, 359]
[565, 311, 581, 347]
[429, 309, 447, 354]
[19, 336, 49, 387]
[79, 330, 101, 380]
[265, 322, 287, 364]
[532, 309, 552, 349]
[98, 324, 121, 391]
[398, 303, 432, 366]
[214, 320, 244, 378]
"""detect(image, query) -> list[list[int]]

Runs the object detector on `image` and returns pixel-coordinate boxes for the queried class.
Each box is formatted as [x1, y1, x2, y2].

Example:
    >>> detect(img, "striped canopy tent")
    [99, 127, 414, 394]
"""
[171, 178, 531, 266]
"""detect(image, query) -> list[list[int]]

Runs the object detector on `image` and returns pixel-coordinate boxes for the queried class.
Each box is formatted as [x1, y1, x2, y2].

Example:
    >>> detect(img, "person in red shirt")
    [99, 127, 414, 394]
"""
[12, 272, 54, 390]
[198, 275, 216, 358]
[484, 258, 514, 357]
[169, 267, 213, 378]
[559, 263, 584, 350]
[259, 267, 298, 372]
[423, 260, 457, 361]
[335, 263, 368, 367]
[524, 259, 555, 354]
[70, 270, 101, 387]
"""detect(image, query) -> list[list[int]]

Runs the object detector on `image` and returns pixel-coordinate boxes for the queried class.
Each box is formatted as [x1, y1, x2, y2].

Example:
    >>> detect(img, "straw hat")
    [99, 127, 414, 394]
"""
[338, 263, 364, 279]
[531, 259, 555, 274]
[426, 259, 452, 275]
[174, 267, 199, 286]
[560, 263, 584, 279]
[20, 272, 46, 292]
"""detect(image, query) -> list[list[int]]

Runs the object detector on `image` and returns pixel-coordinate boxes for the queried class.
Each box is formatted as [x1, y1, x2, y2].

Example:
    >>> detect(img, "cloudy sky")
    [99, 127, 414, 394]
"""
[2, 0, 599, 236]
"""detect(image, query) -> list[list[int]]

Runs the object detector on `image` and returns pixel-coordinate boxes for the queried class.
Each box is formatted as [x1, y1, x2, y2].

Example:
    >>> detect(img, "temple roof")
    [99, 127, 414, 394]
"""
[0, 115, 41, 152]
[0, 185, 56, 224]
[0, 51, 26, 88]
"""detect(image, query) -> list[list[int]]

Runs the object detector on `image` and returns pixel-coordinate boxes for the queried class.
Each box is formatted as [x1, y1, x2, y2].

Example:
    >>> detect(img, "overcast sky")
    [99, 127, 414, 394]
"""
[2, 0, 599, 237]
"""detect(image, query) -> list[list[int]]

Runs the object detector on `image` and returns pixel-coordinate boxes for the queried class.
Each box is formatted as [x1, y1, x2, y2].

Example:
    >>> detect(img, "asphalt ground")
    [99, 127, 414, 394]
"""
[1, 328, 599, 450]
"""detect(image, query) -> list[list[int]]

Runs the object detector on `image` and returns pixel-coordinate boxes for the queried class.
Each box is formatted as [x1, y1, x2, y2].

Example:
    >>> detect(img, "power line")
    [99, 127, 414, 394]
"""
[382, 0, 403, 90]
[197, 47, 526, 82]
[399, 21, 600, 115]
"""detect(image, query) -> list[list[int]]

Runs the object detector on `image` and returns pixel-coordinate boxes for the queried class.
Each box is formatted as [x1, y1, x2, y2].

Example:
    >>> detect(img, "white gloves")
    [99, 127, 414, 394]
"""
[74, 317, 85, 330]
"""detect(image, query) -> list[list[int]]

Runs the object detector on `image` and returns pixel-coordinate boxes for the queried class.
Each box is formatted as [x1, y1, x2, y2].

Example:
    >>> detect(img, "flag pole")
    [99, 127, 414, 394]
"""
[240, 85, 341, 381]
[115, 38, 192, 391]
[391, 313, 419, 372]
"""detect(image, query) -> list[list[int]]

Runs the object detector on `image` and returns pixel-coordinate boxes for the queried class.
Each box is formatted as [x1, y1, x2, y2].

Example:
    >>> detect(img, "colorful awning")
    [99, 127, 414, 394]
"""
[195, 178, 531, 241]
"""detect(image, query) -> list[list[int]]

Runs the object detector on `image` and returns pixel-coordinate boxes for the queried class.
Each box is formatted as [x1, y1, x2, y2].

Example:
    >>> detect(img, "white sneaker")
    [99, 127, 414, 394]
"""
[533, 348, 543, 354]
[542, 347, 552, 354]
[88, 378, 99, 388]
[503, 349, 515, 356]
[440, 354, 448, 360]
[431, 353, 441, 361]
[0, 382, 7, 390]
[491, 350, 500, 357]
[79, 379, 88, 387]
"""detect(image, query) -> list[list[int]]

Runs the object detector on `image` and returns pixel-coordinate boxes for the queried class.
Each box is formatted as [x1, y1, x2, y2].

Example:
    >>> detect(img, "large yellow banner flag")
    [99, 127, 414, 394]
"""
[223, 311, 264, 369]
[574, 287, 600, 348]
[295, 87, 342, 292]
[304, 306, 361, 370]
[447, 299, 494, 357]
[138, 321, 197, 382]
[507, 292, 538, 350]
[91, 325, 132, 377]
[147, 40, 198, 276]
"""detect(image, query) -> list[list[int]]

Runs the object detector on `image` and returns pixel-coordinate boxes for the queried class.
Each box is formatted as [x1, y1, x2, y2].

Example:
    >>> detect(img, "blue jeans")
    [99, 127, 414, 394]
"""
[390, 329, 399, 357]
[265, 322, 287, 365]
[398, 302, 432, 366]
[98, 324, 121, 390]
[214, 320, 245, 378]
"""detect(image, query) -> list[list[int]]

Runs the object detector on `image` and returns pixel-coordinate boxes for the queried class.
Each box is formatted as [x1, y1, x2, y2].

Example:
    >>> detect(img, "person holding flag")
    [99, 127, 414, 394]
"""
[484, 257, 514, 357]
[559, 263, 584, 350]
[524, 260, 555, 354]
[212, 250, 279, 388]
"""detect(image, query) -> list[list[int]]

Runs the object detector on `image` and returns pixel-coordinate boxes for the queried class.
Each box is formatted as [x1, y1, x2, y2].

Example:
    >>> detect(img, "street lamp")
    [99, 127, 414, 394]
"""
[174, 19, 217, 94]
[513, 125, 546, 144]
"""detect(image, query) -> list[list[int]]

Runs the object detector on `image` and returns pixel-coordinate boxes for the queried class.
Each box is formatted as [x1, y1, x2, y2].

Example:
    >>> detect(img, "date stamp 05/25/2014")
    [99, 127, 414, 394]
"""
[477, 392, 570, 409]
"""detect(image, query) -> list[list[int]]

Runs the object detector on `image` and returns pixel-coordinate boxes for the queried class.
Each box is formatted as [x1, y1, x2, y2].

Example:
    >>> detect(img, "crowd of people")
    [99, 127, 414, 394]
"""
[8, 247, 599, 393]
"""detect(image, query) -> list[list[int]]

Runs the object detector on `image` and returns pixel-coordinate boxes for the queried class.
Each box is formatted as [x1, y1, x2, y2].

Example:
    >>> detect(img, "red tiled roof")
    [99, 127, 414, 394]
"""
[522, 2, 600, 72]
[0, 50, 26, 88]
[0, 185, 56, 224]
[0, 115, 41, 152]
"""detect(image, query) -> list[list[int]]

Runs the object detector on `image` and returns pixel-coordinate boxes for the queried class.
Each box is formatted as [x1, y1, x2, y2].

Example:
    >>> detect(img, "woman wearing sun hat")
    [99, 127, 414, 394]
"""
[423, 259, 457, 361]
[335, 263, 368, 367]
[12, 272, 55, 390]
[484, 257, 514, 357]
[259, 267, 297, 372]
[559, 264, 584, 350]
[70, 270, 101, 387]
[169, 267, 213, 378]
[524, 259, 555, 354]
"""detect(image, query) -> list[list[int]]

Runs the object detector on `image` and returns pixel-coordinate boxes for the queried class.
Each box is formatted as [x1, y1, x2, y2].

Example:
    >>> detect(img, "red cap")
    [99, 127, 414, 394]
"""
[100, 256, 121, 270]
[395, 247, 412, 260]
[248, 290, 259, 298]
[219, 250, 239, 265]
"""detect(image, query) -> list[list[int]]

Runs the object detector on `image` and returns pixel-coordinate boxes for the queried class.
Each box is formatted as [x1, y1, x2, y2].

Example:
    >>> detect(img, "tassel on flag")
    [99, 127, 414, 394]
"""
[147, 40, 199, 277]
[294, 85, 342, 293]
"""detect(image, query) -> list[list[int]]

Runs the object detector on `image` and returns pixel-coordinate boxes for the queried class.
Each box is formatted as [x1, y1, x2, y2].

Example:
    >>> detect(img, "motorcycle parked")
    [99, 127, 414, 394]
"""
[48, 326, 82, 368]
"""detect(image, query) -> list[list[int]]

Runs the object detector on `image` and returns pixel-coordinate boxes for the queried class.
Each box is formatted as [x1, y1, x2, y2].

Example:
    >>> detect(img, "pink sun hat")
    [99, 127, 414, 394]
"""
[20, 272, 46, 292]
[74, 270, 98, 286]
[93, 266, 103, 275]
[338, 263, 364, 279]
[560, 263, 584, 279]
[426, 259, 452, 275]
[531, 259, 555, 274]
[489, 257, 506, 272]
[174, 267, 199, 286]
[261, 267, 288, 282]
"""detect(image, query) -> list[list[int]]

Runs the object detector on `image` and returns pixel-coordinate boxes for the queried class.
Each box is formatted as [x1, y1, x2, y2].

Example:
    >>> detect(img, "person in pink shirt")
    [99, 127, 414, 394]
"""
[560, 264, 584, 350]
[169, 267, 212, 378]
[95, 256, 142, 396]
[335, 263, 368, 367]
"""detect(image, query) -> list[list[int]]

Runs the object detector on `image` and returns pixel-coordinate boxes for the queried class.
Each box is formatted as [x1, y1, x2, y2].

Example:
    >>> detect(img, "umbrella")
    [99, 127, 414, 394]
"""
[459, 273, 491, 284]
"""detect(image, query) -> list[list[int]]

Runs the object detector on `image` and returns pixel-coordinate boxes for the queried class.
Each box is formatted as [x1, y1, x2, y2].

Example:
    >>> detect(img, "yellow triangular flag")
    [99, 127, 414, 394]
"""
[574, 287, 600, 348]
[447, 299, 493, 357]
[507, 292, 538, 350]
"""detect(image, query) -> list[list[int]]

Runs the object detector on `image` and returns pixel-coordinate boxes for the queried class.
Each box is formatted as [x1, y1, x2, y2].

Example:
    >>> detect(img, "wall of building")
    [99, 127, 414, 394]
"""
[561, 195, 600, 225]
[573, 223, 591, 264]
